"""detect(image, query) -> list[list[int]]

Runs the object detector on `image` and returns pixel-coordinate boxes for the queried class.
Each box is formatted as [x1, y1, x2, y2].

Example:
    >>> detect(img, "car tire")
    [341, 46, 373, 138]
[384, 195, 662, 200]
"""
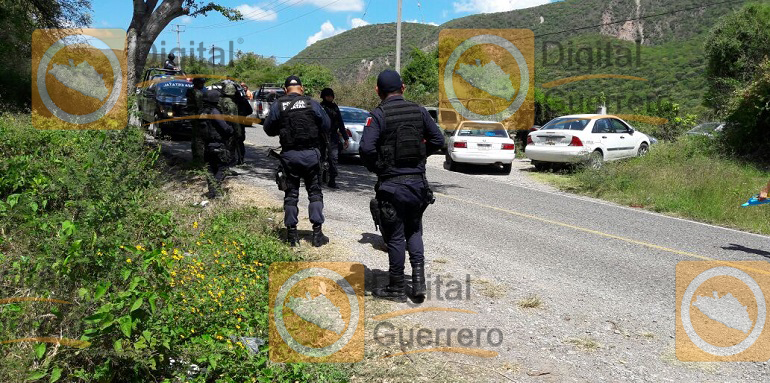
[501, 163, 512, 174]
[446, 152, 458, 171]
[637, 143, 649, 157]
[587, 150, 604, 169]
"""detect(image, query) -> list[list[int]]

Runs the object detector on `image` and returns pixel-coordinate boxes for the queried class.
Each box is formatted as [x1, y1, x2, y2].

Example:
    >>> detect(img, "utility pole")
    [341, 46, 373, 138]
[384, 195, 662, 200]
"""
[395, 0, 402, 73]
[171, 24, 185, 69]
[211, 44, 215, 66]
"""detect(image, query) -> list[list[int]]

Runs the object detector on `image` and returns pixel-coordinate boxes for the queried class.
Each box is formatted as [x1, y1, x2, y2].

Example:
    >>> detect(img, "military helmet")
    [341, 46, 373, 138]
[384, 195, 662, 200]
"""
[168, 53, 175, 60]
[222, 81, 237, 96]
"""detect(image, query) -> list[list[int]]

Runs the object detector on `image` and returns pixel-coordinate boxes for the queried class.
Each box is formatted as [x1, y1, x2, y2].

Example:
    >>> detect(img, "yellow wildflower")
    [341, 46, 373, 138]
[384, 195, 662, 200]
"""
[126, 258, 132, 263]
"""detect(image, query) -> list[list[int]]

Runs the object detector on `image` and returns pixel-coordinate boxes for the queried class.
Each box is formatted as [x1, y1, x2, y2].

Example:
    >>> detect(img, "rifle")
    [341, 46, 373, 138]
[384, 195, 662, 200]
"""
[267, 148, 289, 191]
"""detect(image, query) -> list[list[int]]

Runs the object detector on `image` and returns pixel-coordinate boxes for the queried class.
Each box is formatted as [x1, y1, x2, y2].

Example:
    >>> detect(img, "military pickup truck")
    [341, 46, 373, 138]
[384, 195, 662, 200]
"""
[137, 68, 193, 138]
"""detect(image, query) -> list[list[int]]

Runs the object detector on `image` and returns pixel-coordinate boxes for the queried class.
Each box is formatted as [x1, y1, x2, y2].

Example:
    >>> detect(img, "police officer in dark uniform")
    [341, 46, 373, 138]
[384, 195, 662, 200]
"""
[185, 77, 206, 165]
[164, 53, 179, 71]
[320, 87, 350, 188]
[360, 70, 444, 303]
[201, 90, 233, 199]
[263, 76, 332, 247]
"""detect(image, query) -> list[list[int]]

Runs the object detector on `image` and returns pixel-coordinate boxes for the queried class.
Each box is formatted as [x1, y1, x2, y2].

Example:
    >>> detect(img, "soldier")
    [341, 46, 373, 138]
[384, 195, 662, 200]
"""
[201, 90, 233, 199]
[320, 87, 350, 188]
[219, 81, 245, 165]
[359, 70, 444, 303]
[164, 53, 178, 71]
[185, 77, 206, 165]
[263, 76, 332, 247]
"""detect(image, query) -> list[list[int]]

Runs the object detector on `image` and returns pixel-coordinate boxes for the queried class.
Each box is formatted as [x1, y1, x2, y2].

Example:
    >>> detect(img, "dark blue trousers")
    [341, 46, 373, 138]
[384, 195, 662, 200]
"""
[377, 178, 428, 278]
[282, 149, 325, 227]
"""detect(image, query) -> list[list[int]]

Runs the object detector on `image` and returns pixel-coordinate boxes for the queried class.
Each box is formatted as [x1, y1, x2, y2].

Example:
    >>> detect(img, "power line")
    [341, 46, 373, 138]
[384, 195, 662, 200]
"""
[208, 0, 347, 44]
[189, 0, 302, 29]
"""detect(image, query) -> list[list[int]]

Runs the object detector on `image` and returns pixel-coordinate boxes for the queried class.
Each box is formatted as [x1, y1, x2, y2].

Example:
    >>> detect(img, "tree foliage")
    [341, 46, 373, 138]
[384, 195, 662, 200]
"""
[0, 0, 92, 109]
[704, 3, 770, 114]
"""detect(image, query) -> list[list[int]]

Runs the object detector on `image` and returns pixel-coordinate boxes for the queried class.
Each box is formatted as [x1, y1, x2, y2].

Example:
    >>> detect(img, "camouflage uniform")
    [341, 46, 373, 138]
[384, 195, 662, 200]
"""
[186, 84, 206, 164]
[219, 82, 244, 166]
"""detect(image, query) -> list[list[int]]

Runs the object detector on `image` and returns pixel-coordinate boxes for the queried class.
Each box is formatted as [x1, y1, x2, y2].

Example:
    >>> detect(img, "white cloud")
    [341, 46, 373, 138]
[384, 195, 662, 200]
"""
[406, 19, 439, 26]
[235, 4, 278, 21]
[453, 0, 552, 13]
[179, 16, 194, 24]
[296, 0, 364, 12]
[351, 18, 369, 28]
[306, 21, 347, 46]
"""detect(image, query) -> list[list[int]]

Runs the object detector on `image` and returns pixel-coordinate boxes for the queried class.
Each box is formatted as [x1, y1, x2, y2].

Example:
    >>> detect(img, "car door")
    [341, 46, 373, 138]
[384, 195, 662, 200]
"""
[609, 119, 638, 158]
[590, 118, 623, 159]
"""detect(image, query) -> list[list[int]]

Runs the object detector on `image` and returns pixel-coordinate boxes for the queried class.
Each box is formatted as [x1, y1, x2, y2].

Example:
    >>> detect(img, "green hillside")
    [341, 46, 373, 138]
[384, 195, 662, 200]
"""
[288, 22, 438, 82]
[289, 0, 751, 114]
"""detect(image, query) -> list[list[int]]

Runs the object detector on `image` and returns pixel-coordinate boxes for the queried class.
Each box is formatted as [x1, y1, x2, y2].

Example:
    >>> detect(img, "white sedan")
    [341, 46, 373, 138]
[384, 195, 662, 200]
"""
[338, 106, 370, 156]
[525, 114, 651, 170]
[445, 121, 516, 173]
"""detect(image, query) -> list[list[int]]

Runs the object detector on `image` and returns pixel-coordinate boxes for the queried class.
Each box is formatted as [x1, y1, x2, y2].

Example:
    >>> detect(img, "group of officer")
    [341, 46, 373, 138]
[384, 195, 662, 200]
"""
[262, 70, 444, 303]
[185, 76, 250, 199]
[183, 66, 442, 303]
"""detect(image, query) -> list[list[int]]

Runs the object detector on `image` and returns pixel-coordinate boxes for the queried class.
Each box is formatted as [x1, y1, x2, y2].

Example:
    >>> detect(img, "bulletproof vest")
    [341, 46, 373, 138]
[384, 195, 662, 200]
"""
[277, 95, 320, 150]
[377, 99, 426, 168]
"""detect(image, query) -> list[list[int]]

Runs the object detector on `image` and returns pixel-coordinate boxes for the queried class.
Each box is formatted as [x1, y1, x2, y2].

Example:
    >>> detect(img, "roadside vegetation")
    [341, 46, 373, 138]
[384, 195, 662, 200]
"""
[534, 3, 770, 234]
[0, 114, 347, 382]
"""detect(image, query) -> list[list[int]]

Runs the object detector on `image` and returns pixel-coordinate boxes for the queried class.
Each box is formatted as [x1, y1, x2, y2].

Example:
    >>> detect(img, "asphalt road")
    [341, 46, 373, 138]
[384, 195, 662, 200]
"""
[165, 126, 770, 381]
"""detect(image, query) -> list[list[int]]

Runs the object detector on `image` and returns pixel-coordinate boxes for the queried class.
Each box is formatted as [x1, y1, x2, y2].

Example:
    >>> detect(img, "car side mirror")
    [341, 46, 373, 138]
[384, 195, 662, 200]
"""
[629, 128, 634, 135]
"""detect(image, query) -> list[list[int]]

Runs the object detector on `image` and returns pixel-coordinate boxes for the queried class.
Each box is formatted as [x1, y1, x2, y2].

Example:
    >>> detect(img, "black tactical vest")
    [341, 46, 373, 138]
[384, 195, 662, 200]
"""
[277, 95, 320, 150]
[377, 99, 426, 168]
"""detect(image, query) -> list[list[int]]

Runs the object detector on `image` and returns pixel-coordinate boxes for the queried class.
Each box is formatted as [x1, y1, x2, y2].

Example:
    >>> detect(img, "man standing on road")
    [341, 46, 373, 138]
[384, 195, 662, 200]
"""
[263, 76, 332, 247]
[360, 70, 444, 303]
[201, 90, 234, 199]
[320, 87, 350, 188]
[185, 77, 206, 165]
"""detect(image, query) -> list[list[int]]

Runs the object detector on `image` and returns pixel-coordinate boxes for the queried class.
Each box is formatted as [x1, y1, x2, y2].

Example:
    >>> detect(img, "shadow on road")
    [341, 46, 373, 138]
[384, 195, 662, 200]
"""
[721, 243, 770, 258]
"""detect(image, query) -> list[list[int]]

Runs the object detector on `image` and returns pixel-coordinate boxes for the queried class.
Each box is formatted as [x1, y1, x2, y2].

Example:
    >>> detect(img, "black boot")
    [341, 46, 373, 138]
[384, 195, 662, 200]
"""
[328, 178, 338, 189]
[411, 262, 426, 302]
[373, 273, 407, 303]
[287, 226, 299, 247]
[312, 224, 329, 247]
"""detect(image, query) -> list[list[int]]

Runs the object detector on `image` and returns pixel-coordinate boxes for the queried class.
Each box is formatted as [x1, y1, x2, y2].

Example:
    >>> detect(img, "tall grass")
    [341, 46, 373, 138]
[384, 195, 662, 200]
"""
[571, 136, 770, 234]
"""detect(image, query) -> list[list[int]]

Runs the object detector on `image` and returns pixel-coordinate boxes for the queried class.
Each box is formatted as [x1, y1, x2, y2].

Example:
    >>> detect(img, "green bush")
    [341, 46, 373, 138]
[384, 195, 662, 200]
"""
[0, 115, 347, 382]
[571, 136, 770, 233]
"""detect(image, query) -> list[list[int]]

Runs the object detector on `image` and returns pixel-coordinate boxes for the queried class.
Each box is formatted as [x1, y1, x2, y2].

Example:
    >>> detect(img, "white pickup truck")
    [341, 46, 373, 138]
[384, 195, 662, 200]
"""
[253, 84, 285, 121]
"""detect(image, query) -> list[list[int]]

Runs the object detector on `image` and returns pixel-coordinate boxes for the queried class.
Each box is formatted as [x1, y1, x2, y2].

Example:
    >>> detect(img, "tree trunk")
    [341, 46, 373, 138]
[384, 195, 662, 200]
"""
[126, 0, 186, 95]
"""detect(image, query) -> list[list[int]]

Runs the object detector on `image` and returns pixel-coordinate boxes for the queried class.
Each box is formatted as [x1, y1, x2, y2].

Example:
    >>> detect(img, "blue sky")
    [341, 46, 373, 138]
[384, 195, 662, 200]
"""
[92, 0, 559, 63]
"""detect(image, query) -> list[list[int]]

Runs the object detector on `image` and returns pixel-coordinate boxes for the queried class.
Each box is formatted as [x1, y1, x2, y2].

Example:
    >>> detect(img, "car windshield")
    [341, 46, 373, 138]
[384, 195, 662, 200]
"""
[341, 109, 369, 124]
[157, 85, 189, 97]
[541, 117, 590, 131]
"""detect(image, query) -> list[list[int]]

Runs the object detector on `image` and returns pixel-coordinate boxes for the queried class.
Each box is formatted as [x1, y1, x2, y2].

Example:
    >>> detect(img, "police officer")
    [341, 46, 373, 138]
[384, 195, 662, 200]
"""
[164, 53, 178, 71]
[263, 76, 332, 247]
[201, 90, 234, 199]
[359, 70, 444, 303]
[320, 88, 349, 188]
[219, 81, 245, 166]
[185, 77, 206, 165]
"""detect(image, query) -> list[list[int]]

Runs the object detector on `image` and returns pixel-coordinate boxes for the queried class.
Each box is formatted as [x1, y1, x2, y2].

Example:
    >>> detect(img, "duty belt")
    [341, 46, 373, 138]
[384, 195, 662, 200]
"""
[378, 173, 424, 183]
